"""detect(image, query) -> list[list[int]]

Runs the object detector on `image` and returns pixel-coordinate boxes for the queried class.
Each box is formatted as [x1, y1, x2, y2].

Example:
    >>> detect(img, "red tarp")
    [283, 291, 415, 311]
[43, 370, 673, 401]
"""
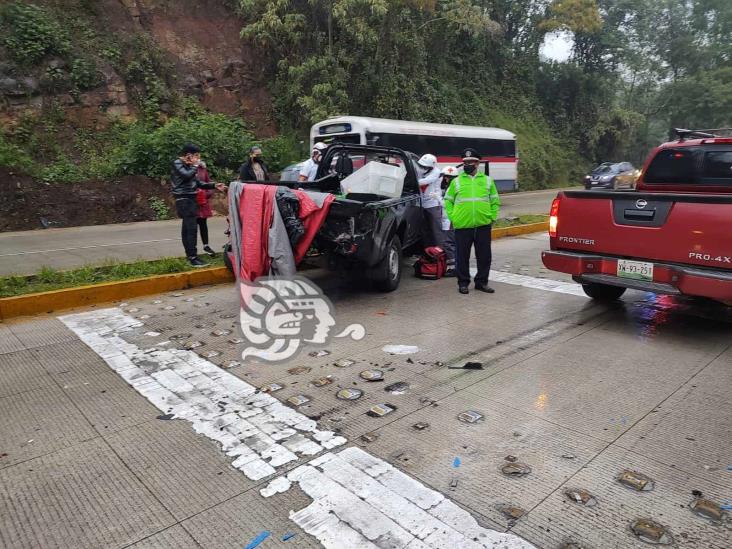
[237, 184, 335, 282]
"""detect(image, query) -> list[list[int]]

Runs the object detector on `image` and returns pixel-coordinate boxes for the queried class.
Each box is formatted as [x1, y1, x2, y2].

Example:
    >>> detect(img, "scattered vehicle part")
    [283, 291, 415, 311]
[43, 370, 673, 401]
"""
[497, 505, 526, 520]
[359, 369, 384, 381]
[309, 350, 331, 357]
[564, 488, 598, 507]
[689, 498, 724, 522]
[311, 376, 334, 387]
[336, 388, 363, 400]
[501, 462, 531, 477]
[367, 403, 396, 417]
[630, 518, 673, 545]
[288, 366, 311, 375]
[287, 395, 310, 407]
[360, 432, 379, 443]
[334, 358, 355, 367]
[260, 383, 283, 393]
[457, 410, 483, 423]
[618, 470, 655, 491]
[384, 381, 409, 394]
[412, 422, 429, 430]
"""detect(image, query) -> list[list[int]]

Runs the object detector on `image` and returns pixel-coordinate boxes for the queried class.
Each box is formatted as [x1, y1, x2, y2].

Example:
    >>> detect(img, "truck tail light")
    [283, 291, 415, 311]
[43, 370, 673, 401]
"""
[549, 198, 560, 237]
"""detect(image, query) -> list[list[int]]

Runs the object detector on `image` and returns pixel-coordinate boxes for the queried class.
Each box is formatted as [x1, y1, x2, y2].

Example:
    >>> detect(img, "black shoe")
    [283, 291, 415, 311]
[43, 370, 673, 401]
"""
[188, 256, 208, 268]
[459, 286, 469, 294]
[203, 245, 216, 257]
[445, 268, 456, 278]
[475, 285, 495, 293]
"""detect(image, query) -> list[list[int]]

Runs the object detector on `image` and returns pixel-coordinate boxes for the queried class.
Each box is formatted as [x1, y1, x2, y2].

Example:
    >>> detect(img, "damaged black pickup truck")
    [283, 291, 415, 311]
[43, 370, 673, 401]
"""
[306, 144, 424, 291]
[225, 144, 424, 291]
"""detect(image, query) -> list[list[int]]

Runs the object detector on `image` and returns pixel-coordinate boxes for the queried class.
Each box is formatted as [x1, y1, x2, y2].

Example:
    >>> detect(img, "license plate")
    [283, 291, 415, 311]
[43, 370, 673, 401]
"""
[617, 259, 654, 281]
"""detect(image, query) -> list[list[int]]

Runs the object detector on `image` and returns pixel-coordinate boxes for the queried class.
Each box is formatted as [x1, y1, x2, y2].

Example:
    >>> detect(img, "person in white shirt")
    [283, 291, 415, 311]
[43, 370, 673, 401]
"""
[417, 153, 443, 247]
[298, 142, 328, 182]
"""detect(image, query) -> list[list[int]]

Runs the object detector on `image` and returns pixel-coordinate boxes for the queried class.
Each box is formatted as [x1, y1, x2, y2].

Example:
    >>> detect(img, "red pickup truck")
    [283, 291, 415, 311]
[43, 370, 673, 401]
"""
[542, 129, 732, 304]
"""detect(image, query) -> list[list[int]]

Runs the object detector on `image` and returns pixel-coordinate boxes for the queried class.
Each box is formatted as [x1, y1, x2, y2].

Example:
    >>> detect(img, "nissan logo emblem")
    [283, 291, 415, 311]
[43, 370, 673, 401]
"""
[636, 199, 648, 209]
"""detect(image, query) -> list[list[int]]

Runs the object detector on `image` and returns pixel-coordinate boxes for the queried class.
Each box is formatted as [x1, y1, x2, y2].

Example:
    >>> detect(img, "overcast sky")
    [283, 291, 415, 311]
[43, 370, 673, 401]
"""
[540, 31, 574, 62]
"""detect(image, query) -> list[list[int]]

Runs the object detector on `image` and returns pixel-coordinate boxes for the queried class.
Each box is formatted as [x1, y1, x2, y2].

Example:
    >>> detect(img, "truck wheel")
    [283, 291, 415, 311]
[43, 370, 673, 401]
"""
[223, 243, 234, 273]
[582, 282, 626, 301]
[374, 236, 402, 292]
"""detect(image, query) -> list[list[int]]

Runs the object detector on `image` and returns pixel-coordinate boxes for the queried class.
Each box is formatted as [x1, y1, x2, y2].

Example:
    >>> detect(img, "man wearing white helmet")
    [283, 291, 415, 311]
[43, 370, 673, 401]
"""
[299, 142, 328, 182]
[417, 153, 443, 247]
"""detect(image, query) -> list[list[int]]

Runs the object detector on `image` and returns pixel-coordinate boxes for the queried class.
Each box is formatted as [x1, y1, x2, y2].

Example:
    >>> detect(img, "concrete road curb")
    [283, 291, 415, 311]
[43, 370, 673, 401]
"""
[0, 267, 234, 320]
[0, 222, 548, 320]
[493, 221, 548, 239]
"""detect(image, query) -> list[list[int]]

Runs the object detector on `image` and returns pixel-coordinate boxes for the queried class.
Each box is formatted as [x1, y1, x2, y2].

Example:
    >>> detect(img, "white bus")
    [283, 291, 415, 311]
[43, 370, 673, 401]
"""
[310, 116, 518, 191]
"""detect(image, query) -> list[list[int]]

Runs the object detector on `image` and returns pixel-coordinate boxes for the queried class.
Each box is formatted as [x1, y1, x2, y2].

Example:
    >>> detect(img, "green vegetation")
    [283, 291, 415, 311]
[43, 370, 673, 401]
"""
[0, 256, 225, 298]
[494, 215, 549, 228]
[148, 197, 171, 220]
[1, 0, 729, 191]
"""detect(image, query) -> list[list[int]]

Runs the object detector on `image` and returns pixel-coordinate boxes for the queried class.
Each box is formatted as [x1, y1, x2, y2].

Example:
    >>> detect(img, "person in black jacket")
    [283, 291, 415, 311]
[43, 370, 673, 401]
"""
[238, 145, 270, 182]
[171, 143, 225, 267]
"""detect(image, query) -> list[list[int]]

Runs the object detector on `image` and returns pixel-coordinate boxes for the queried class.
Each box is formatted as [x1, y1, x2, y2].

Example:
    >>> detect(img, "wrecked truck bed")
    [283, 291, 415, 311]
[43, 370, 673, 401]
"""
[226, 144, 425, 291]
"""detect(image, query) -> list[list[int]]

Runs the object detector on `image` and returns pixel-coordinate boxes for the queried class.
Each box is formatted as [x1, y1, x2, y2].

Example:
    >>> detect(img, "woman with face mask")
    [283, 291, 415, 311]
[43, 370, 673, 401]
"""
[239, 146, 270, 182]
[443, 148, 501, 294]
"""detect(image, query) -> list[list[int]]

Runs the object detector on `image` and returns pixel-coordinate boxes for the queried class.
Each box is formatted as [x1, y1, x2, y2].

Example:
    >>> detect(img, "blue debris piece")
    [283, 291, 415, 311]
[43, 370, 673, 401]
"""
[720, 505, 732, 510]
[453, 457, 461, 468]
[245, 531, 271, 549]
[282, 533, 296, 541]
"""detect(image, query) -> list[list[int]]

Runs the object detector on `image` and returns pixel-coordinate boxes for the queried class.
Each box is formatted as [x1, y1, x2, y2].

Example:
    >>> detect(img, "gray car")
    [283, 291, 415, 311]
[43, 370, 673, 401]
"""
[584, 162, 638, 190]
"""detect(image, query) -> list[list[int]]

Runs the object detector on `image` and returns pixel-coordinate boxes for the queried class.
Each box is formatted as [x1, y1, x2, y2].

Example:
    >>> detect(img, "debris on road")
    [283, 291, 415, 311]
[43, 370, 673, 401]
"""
[412, 422, 429, 431]
[288, 366, 311, 375]
[359, 369, 384, 381]
[367, 403, 396, 417]
[457, 410, 483, 423]
[630, 518, 673, 545]
[384, 381, 409, 394]
[334, 358, 355, 368]
[564, 488, 598, 507]
[281, 533, 296, 541]
[561, 453, 577, 460]
[382, 344, 419, 355]
[450, 478, 459, 490]
[183, 340, 204, 350]
[689, 498, 725, 522]
[448, 361, 484, 370]
[260, 383, 283, 393]
[287, 395, 311, 407]
[360, 432, 378, 443]
[156, 414, 175, 420]
[501, 462, 532, 477]
[308, 350, 331, 357]
[618, 470, 655, 491]
[453, 457, 461, 468]
[311, 376, 334, 387]
[498, 504, 526, 520]
[211, 329, 232, 336]
[505, 455, 517, 462]
[336, 388, 363, 400]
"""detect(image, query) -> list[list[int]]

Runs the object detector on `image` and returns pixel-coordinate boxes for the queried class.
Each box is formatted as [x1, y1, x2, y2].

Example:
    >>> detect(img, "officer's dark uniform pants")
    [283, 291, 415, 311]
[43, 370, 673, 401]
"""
[455, 224, 492, 288]
[175, 196, 199, 258]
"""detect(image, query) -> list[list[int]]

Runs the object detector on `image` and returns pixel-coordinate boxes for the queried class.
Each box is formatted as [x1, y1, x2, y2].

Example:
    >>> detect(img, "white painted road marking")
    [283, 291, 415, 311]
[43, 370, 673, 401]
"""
[486, 270, 588, 297]
[59, 308, 346, 481]
[60, 307, 535, 548]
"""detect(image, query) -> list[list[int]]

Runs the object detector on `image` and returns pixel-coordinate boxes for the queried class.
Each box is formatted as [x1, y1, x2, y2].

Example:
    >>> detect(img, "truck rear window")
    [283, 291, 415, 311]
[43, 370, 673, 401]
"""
[644, 146, 732, 186]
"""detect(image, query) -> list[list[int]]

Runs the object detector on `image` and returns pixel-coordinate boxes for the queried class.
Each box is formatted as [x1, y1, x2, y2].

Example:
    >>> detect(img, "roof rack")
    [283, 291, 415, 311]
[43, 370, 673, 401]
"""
[674, 128, 732, 140]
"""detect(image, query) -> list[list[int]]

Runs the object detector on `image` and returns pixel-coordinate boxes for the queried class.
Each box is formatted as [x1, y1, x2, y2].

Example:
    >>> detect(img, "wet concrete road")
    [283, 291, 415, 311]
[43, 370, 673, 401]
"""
[1, 234, 730, 548]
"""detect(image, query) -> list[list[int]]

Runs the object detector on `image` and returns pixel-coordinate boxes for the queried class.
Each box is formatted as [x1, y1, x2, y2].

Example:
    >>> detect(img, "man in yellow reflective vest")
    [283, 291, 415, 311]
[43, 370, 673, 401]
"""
[444, 148, 501, 294]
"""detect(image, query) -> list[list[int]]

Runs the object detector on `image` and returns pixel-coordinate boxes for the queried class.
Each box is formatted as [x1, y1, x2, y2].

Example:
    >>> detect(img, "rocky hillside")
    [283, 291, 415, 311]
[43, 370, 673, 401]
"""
[0, 0, 273, 135]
